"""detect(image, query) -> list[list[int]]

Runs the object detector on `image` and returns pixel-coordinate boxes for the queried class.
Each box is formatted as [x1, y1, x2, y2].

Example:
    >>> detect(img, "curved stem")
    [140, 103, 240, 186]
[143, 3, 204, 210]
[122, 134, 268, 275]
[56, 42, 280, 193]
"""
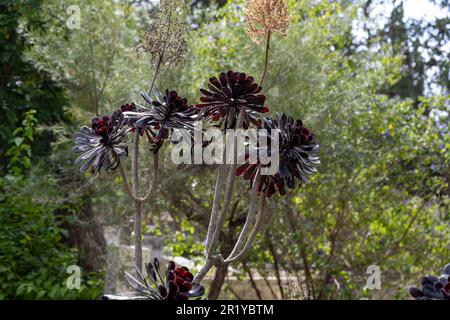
[207, 107, 247, 256]
[138, 152, 159, 202]
[258, 31, 271, 87]
[118, 152, 158, 203]
[226, 169, 261, 259]
[205, 164, 226, 256]
[224, 192, 266, 264]
[118, 163, 137, 200]
[193, 254, 223, 285]
[131, 132, 143, 273]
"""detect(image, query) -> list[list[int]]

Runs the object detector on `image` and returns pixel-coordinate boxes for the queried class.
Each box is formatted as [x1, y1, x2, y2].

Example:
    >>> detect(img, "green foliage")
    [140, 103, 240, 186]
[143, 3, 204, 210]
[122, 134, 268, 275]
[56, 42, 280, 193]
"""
[0, 183, 102, 299]
[0, 0, 67, 166]
[163, 217, 205, 258]
[1, 0, 448, 300]
[4, 109, 37, 175]
[24, 0, 149, 118]
[0, 110, 102, 300]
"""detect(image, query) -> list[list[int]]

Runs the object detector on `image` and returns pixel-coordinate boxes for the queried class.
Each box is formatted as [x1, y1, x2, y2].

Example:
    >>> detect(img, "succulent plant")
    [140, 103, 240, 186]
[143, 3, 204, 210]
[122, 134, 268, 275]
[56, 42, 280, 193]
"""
[73, 111, 128, 174]
[237, 113, 319, 197]
[196, 70, 269, 129]
[123, 258, 205, 300]
[409, 263, 450, 300]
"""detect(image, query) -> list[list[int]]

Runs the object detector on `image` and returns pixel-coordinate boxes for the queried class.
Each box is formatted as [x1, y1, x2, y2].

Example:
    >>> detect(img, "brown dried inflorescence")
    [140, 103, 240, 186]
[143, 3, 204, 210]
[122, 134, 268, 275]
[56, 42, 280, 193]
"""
[139, 0, 188, 69]
[245, 0, 290, 44]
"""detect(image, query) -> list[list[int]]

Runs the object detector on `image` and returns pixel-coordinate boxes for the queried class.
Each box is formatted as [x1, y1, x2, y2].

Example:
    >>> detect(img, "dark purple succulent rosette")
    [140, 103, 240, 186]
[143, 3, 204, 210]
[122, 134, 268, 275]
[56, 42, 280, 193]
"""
[123, 90, 199, 153]
[195, 70, 269, 129]
[73, 111, 128, 174]
[409, 263, 450, 300]
[119, 103, 142, 129]
[124, 258, 204, 300]
[237, 113, 319, 198]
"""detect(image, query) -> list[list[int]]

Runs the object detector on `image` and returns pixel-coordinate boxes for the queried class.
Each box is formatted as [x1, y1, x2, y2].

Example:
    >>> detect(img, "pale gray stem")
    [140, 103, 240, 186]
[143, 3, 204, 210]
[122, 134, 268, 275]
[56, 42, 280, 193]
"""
[207, 107, 246, 256]
[138, 152, 159, 202]
[193, 254, 223, 285]
[118, 152, 158, 203]
[226, 169, 261, 259]
[204, 164, 226, 256]
[224, 193, 267, 264]
[118, 163, 137, 200]
[132, 131, 143, 273]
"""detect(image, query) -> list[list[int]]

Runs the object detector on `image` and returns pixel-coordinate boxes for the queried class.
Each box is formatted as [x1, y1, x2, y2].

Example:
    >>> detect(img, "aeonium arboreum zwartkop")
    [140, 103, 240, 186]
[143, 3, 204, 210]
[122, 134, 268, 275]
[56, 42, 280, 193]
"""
[73, 110, 129, 174]
[409, 263, 450, 300]
[103, 258, 205, 300]
[72, 0, 321, 298]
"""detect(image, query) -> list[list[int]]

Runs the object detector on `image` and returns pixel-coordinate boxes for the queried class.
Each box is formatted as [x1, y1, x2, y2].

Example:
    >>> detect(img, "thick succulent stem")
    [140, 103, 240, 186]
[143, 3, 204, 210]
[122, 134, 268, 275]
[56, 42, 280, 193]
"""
[226, 169, 261, 259]
[193, 193, 267, 284]
[207, 107, 247, 256]
[193, 254, 223, 285]
[131, 131, 143, 273]
[259, 31, 271, 87]
[118, 150, 158, 203]
[204, 164, 226, 256]
[195, 107, 246, 284]
[224, 192, 267, 264]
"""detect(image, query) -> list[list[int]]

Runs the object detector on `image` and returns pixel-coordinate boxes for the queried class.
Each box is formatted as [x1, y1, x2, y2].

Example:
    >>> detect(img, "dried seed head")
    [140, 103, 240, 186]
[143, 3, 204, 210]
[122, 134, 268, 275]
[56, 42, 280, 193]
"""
[245, 0, 290, 44]
[138, 0, 188, 70]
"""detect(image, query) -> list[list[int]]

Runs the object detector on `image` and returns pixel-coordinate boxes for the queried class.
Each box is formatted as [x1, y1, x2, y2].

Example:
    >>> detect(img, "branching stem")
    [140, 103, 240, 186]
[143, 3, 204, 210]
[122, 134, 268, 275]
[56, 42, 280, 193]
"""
[226, 169, 261, 259]
[206, 107, 247, 256]
[224, 192, 267, 264]
[131, 132, 143, 273]
[204, 164, 226, 256]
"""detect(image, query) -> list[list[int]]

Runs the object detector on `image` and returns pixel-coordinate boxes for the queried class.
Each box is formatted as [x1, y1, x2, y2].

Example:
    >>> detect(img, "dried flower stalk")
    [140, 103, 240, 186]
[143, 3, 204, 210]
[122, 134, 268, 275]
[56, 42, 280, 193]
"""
[245, 0, 290, 45]
[139, 0, 188, 92]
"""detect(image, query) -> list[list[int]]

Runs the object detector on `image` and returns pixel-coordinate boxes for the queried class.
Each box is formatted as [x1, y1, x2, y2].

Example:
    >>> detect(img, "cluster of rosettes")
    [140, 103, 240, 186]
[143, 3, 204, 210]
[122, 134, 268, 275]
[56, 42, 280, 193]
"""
[409, 263, 450, 300]
[73, 70, 320, 191]
[237, 113, 319, 197]
[125, 258, 204, 300]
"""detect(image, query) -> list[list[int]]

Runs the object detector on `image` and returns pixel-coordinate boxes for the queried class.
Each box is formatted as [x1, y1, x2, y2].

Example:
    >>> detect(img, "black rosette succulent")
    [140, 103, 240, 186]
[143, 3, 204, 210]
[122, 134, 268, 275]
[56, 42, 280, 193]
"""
[119, 102, 143, 131]
[237, 113, 319, 197]
[123, 90, 198, 153]
[122, 258, 204, 300]
[409, 263, 450, 300]
[196, 70, 269, 129]
[73, 111, 128, 174]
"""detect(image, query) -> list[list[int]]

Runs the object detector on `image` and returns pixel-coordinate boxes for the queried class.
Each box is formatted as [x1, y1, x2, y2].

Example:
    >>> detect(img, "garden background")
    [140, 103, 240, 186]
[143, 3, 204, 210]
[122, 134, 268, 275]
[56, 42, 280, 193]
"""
[0, 0, 449, 300]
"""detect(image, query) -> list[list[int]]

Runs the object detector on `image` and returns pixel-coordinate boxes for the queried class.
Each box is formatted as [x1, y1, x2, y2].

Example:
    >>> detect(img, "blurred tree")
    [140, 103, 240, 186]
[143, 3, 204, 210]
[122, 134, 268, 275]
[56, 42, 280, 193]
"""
[0, 109, 102, 299]
[361, 0, 449, 98]
[0, 0, 67, 173]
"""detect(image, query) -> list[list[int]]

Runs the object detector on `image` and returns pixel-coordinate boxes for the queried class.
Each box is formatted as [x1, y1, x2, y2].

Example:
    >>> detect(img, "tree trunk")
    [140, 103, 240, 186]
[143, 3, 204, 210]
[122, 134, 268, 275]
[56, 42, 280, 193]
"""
[63, 193, 107, 273]
[208, 263, 229, 300]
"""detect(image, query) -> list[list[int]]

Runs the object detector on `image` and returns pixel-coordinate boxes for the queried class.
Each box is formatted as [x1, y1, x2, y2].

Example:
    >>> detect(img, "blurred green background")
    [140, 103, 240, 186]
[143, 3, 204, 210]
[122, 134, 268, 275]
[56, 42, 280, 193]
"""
[0, 0, 448, 299]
